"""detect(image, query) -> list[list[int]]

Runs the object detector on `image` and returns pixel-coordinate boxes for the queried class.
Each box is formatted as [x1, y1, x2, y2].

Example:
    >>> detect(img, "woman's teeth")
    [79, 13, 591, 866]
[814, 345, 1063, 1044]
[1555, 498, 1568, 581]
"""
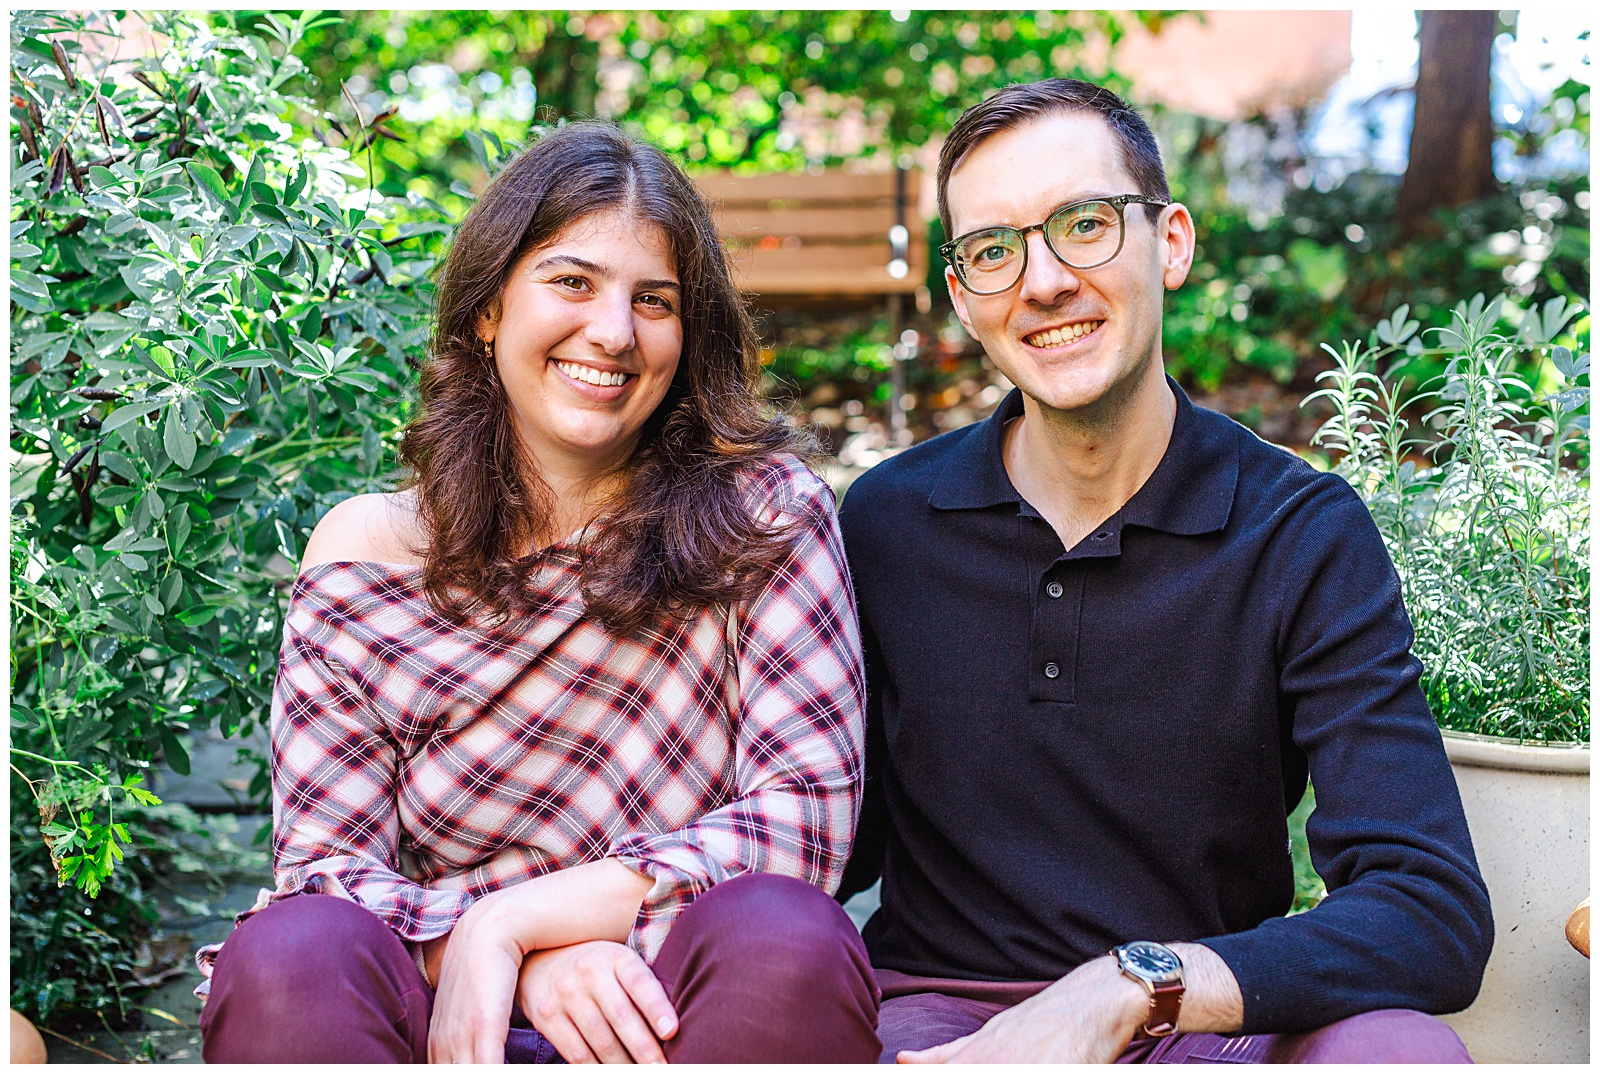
[556, 361, 628, 387]
[1027, 320, 1103, 347]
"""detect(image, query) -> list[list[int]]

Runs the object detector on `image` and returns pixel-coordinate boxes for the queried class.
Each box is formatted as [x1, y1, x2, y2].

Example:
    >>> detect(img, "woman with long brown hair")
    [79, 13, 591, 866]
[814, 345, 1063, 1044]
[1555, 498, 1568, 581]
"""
[195, 123, 880, 1064]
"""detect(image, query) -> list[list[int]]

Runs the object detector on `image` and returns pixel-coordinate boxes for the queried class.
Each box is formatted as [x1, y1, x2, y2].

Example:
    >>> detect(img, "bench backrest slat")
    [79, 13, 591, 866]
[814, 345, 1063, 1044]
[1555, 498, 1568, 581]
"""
[695, 168, 927, 296]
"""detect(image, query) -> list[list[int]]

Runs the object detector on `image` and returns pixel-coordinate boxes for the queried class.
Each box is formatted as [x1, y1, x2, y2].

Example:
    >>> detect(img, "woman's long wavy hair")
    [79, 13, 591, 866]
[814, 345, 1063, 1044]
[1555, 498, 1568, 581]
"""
[399, 122, 816, 633]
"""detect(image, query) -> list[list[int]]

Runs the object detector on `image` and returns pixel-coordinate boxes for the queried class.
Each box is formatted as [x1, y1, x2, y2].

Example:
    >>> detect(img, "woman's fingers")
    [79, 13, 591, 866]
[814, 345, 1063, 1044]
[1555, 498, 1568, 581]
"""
[568, 996, 632, 1063]
[592, 969, 669, 1063]
[540, 1015, 600, 1065]
[614, 951, 678, 1042]
[474, 1021, 508, 1065]
[519, 941, 677, 1063]
[429, 1008, 506, 1064]
[427, 929, 520, 1064]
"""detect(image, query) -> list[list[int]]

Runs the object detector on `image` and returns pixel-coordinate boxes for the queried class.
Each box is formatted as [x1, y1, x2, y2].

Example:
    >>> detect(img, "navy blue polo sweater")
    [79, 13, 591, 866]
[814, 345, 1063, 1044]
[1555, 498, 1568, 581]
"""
[836, 381, 1493, 1035]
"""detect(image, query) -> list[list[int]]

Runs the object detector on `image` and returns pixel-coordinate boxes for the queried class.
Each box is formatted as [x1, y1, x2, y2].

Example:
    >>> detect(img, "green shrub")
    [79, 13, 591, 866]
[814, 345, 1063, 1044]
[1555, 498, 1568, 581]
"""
[1164, 169, 1590, 393]
[8, 9, 461, 1021]
[1305, 296, 1589, 742]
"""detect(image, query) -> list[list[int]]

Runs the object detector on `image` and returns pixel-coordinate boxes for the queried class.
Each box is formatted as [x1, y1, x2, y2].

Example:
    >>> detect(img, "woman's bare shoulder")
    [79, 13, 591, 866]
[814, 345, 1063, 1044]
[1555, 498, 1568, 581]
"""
[300, 491, 427, 571]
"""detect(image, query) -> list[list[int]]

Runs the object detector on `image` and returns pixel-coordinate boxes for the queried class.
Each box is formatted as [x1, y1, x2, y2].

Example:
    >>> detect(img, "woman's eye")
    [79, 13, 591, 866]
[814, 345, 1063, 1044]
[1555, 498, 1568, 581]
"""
[637, 293, 675, 312]
[555, 275, 589, 291]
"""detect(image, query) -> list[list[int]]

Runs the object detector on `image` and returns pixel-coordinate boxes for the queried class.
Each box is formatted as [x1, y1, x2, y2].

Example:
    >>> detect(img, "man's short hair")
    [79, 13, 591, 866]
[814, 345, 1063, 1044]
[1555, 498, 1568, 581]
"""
[936, 78, 1170, 236]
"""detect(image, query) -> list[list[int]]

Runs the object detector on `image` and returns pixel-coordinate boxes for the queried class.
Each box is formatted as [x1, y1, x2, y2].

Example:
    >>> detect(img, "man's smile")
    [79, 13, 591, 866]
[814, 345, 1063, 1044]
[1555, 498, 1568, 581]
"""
[1022, 319, 1105, 350]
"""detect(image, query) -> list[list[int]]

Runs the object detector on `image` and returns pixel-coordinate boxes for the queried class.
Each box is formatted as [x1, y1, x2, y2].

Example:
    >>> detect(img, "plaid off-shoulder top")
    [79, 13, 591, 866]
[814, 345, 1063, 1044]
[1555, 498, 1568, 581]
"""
[195, 456, 865, 988]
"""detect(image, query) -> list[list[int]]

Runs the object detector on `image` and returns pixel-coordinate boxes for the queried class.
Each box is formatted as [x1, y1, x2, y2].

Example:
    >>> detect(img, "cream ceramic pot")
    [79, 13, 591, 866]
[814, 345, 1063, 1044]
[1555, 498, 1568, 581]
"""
[1437, 731, 1589, 1063]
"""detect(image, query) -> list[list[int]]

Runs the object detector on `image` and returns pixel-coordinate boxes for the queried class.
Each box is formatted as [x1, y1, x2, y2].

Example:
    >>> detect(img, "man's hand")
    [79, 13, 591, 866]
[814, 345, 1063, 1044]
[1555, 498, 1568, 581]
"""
[898, 943, 1244, 1064]
[426, 893, 526, 1063]
[518, 940, 678, 1064]
[898, 955, 1148, 1063]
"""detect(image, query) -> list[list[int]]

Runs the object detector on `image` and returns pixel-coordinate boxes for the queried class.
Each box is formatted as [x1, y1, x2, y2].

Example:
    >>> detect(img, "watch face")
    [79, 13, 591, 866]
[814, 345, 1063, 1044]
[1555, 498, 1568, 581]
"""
[1121, 941, 1182, 981]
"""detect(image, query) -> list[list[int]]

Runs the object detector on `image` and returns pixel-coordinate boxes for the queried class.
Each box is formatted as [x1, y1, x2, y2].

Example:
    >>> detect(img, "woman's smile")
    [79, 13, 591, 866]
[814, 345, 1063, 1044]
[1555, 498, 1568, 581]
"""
[550, 357, 637, 396]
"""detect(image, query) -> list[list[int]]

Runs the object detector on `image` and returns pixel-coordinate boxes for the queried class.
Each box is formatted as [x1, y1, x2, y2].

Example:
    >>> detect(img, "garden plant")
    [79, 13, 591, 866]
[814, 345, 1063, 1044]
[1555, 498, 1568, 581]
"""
[1305, 295, 1589, 744]
[8, 9, 474, 1022]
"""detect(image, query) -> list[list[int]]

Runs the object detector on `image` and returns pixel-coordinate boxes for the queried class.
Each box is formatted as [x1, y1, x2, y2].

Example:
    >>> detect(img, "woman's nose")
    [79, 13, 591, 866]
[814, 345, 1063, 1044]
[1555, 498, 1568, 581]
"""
[584, 292, 636, 355]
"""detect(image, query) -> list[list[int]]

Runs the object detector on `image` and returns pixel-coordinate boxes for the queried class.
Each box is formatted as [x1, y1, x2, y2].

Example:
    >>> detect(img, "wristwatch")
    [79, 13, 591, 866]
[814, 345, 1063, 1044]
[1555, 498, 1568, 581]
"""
[1111, 940, 1185, 1038]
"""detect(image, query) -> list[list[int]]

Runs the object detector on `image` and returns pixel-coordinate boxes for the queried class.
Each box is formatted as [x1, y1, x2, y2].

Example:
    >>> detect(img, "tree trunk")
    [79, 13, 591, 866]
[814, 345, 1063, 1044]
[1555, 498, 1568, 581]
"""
[1394, 10, 1499, 238]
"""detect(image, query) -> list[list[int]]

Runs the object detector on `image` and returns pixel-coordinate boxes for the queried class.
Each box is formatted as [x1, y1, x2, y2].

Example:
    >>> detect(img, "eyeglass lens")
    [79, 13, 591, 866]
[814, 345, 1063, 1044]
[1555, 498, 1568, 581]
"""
[953, 199, 1124, 293]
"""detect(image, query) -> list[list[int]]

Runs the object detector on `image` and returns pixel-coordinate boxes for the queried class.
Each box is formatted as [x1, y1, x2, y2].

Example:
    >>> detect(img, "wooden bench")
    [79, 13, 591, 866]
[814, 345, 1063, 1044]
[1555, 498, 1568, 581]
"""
[693, 167, 928, 441]
[693, 168, 927, 298]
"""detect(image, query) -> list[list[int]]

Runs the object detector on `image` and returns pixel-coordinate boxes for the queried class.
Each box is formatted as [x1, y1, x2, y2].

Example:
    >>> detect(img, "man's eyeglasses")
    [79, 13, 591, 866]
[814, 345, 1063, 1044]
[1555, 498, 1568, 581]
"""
[940, 194, 1170, 295]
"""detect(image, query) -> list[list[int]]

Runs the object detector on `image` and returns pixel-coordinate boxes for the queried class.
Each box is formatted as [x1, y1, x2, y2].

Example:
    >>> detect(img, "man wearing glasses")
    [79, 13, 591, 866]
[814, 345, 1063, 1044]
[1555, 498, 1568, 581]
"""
[836, 79, 1491, 1063]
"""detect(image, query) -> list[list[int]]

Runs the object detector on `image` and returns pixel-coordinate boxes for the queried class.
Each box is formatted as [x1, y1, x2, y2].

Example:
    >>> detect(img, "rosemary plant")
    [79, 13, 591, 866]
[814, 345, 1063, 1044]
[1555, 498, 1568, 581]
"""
[1305, 295, 1589, 743]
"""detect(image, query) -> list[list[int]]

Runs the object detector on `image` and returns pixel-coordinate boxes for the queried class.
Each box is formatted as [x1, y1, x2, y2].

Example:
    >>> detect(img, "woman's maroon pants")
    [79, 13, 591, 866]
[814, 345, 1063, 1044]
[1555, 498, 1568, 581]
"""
[199, 873, 882, 1063]
[201, 873, 1472, 1064]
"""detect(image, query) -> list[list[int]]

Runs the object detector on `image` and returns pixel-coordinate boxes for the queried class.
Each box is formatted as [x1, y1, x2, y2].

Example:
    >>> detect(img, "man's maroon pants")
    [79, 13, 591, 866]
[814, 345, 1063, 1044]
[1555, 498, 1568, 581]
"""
[200, 874, 1471, 1063]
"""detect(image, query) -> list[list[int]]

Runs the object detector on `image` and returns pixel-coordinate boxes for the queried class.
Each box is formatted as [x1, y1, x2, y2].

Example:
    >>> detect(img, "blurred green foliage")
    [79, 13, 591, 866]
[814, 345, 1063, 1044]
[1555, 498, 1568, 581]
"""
[1288, 787, 1324, 915]
[223, 10, 1591, 410]
[1161, 107, 1590, 392]
[267, 9, 1171, 209]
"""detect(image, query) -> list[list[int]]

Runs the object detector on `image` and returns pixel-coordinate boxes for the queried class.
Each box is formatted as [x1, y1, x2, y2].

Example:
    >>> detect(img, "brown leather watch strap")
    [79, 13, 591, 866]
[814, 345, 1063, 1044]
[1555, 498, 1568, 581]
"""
[1139, 979, 1184, 1038]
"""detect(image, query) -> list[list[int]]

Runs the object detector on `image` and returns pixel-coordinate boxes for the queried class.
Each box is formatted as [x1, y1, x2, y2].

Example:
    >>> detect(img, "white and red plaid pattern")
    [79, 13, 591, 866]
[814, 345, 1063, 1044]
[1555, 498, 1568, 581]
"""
[196, 456, 864, 985]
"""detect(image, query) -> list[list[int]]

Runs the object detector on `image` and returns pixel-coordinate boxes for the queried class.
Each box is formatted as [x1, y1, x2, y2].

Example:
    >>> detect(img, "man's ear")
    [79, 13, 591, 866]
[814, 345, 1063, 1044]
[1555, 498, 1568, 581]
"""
[945, 266, 977, 338]
[1160, 203, 1196, 292]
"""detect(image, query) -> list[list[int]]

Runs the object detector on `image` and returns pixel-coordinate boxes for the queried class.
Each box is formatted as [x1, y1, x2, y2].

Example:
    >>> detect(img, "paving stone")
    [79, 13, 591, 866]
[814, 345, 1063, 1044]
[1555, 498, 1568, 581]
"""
[149, 725, 270, 812]
[843, 879, 881, 932]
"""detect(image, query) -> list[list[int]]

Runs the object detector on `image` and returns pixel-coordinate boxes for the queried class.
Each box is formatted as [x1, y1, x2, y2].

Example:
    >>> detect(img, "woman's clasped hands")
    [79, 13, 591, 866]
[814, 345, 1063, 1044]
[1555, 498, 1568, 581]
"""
[517, 941, 678, 1064]
[425, 881, 679, 1064]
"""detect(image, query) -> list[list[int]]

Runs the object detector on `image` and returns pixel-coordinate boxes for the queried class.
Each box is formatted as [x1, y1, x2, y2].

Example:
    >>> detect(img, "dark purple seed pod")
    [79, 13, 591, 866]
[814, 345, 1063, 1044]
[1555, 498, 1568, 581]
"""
[98, 93, 127, 131]
[17, 114, 41, 161]
[65, 146, 84, 193]
[50, 41, 77, 89]
[63, 437, 104, 471]
[48, 150, 68, 196]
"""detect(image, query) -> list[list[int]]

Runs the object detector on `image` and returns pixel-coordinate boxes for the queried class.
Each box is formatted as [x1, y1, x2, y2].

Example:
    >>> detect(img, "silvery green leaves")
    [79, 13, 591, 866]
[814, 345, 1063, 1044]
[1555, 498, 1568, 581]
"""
[1302, 294, 1589, 743]
[1520, 296, 1581, 347]
[1372, 304, 1420, 349]
[9, 9, 448, 915]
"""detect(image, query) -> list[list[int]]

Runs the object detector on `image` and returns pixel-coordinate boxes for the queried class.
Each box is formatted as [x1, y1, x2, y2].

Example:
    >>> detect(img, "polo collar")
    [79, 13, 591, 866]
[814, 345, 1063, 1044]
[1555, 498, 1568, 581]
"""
[927, 376, 1238, 537]
[926, 385, 1025, 511]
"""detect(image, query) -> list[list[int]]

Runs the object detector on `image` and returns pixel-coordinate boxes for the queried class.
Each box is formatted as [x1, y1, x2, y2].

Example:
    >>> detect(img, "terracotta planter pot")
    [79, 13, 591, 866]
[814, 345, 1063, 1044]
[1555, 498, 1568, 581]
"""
[1437, 730, 1589, 1063]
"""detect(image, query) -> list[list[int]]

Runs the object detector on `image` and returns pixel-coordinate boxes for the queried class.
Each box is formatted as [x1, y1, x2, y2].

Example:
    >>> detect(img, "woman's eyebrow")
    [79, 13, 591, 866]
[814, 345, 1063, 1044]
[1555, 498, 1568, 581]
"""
[534, 254, 609, 276]
[533, 255, 679, 291]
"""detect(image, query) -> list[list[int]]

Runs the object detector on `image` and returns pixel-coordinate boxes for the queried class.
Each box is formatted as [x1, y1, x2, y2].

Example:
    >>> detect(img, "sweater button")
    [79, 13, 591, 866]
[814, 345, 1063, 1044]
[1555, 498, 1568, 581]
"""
[1046, 581, 1064, 598]
[1043, 662, 1061, 679]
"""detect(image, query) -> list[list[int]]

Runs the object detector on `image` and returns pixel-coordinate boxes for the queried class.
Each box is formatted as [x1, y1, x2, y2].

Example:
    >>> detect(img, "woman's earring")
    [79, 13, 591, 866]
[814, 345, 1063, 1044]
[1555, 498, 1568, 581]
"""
[483, 338, 494, 360]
